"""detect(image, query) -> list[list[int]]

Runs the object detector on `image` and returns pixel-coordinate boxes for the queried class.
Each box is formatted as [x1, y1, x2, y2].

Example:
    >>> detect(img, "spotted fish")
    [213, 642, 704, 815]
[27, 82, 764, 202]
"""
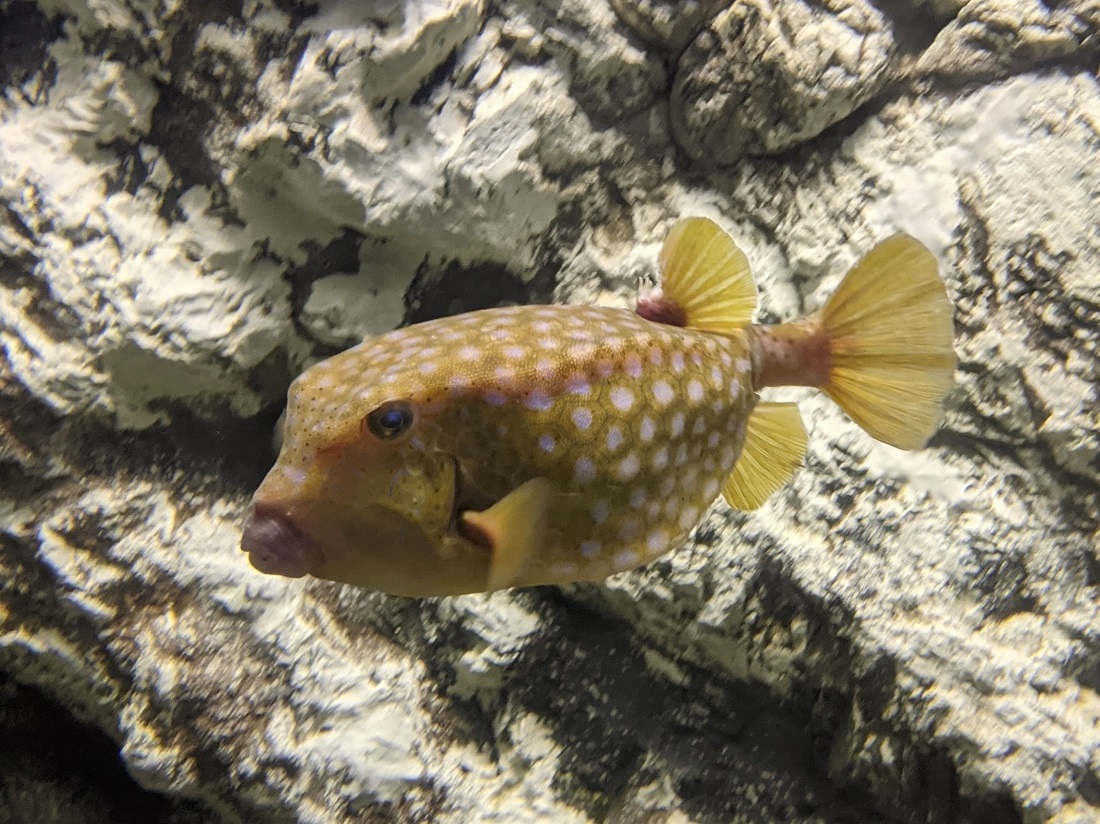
[241, 218, 955, 596]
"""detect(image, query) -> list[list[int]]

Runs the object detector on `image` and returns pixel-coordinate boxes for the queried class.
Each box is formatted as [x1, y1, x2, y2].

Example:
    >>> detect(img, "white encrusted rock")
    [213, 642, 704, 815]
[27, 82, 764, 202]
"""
[914, 0, 1099, 82]
[669, 0, 899, 164]
[1, 1, 1098, 823]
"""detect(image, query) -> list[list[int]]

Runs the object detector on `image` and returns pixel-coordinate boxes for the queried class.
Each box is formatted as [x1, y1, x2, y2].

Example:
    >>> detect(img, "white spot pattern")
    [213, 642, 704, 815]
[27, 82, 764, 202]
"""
[525, 391, 552, 411]
[580, 540, 601, 559]
[614, 549, 639, 571]
[575, 457, 596, 484]
[680, 507, 700, 529]
[607, 426, 624, 451]
[652, 380, 674, 407]
[610, 387, 634, 412]
[566, 375, 590, 395]
[671, 412, 685, 437]
[591, 500, 610, 524]
[617, 453, 641, 480]
[618, 520, 640, 541]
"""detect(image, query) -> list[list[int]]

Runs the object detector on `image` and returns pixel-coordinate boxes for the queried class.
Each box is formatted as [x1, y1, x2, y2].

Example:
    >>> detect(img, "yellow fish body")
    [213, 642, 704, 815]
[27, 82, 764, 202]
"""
[242, 219, 955, 596]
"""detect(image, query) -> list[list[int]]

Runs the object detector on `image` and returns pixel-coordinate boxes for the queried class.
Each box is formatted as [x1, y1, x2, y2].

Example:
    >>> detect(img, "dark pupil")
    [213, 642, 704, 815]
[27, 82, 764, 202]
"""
[367, 402, 412, 439]
[380, 409, 406, 432]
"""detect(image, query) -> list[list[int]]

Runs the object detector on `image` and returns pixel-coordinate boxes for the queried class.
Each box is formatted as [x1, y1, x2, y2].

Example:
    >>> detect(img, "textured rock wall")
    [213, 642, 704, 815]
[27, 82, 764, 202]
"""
[1, 1, 1098, 822]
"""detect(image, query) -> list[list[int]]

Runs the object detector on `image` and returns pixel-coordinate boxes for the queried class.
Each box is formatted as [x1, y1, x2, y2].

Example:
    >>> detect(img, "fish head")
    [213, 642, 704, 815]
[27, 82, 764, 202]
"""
[241, 337, 490, 595]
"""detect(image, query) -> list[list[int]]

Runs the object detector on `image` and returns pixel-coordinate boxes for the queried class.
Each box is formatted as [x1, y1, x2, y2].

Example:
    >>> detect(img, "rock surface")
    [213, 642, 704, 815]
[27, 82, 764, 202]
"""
[1, 1, 1098, 823]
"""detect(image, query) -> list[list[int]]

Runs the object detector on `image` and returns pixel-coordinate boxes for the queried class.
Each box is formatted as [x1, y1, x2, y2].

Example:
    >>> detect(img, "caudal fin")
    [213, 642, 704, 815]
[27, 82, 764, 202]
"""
[820, 234, 955, 450]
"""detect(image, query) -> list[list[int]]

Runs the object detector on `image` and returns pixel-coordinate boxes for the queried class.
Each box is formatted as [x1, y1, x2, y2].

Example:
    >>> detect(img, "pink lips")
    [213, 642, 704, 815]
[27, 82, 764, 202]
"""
[240, 504, 321, 579]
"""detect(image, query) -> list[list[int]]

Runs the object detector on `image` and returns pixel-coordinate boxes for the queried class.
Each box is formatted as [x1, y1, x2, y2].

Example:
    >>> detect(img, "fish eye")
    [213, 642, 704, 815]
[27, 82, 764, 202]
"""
[364, 400, 415, 440]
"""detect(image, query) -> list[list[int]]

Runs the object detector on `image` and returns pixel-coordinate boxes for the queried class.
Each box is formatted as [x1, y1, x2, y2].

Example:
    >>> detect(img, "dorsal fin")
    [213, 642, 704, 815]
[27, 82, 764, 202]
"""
[722, 402, 807, 510]
[657, 217, 758, 333]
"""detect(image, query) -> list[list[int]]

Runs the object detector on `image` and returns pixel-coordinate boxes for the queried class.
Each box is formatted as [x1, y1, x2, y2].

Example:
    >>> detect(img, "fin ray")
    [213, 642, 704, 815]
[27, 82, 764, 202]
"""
[820, 234, 955, 450]
[722, 402, 807, 511]
[658, 217, 757, 333]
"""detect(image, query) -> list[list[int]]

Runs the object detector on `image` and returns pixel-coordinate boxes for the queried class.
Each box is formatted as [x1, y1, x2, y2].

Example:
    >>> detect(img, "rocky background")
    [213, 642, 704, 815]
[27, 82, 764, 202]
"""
[1, 0, 1098, 822]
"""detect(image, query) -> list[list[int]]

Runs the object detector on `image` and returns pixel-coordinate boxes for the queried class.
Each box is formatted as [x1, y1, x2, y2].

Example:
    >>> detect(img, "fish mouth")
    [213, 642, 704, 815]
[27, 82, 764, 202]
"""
[241, 503, 323, 579]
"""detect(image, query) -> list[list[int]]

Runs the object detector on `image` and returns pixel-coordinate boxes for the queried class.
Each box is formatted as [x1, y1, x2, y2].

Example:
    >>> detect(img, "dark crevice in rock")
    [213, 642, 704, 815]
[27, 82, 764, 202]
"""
[145, 0, 307, 219]
[0, 673, 220, 824]
[411, 47, 459, 107]
[328, 582, 890, 824]
[913, 52, 1100, 94]
[510, 591, 885, 823]
[966, 545, 1042, 622]
[620, 551, 1028, 824]
[403, 203, 565, 325]
[0, 0, 64, 94]
[870, 0, 957, 54]
[145, 82, 225, 220]
[120, 407, 283, 502]
[404, 259, 541, 325]
[0, 251, 85, 344]
[271, 0, 321, 26]
[141, 5, 247, 209]
[285, 228, 367, 354]
[0, 372, 276, 511]
[102, 139, 153, 198]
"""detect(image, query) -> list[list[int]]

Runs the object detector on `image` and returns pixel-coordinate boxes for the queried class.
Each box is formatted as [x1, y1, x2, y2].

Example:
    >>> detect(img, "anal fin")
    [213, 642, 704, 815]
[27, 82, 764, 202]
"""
[722, 402, 807, 511]
[458, 477, 559, 591]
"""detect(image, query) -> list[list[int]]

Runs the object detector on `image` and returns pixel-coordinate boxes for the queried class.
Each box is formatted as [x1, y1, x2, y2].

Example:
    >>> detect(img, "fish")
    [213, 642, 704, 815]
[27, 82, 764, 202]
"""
[240, 218, 955, 597]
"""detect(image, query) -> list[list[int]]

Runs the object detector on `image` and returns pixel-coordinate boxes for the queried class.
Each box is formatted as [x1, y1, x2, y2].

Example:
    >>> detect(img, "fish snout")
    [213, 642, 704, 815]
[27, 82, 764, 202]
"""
[241, 504, 321, 579]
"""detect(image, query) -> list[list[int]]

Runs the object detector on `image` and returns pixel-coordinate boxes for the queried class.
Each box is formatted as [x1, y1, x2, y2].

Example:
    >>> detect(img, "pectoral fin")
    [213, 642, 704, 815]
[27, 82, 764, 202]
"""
[458, 477, 559, 591]
[722, 402, 807, 510]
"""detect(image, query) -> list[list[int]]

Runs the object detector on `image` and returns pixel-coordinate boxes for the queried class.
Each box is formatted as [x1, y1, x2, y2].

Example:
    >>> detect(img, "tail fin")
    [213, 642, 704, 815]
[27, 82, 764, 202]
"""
[820, 234, 955, 450]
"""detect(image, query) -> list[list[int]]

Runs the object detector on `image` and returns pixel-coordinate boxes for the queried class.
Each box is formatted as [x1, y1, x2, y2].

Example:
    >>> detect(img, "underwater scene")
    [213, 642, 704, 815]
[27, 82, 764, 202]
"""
[0, 1, 1097, 823]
